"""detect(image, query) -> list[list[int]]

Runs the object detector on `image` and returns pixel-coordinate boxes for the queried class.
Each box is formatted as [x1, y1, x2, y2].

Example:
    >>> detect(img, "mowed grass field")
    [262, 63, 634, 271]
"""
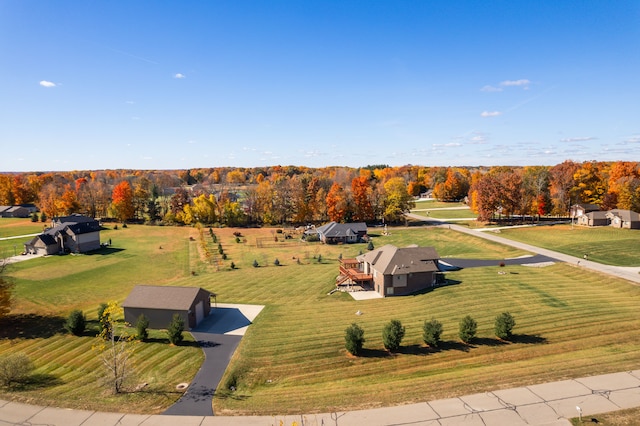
[2, 222, 640, 416]
[0, 218, 44, 257]
[496, 224, 640, 267]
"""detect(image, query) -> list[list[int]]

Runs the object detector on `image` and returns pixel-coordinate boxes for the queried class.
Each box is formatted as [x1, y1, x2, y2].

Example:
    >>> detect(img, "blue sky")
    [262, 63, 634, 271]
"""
[1, 1, 639, 172]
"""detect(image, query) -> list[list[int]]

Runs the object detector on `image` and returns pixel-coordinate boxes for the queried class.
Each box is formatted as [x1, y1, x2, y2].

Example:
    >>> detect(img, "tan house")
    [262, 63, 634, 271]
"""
[606, 209, 640, 229]
[576, 211, 609, 227]
[570, 203, 600, 219]
[337, 244, 441, 297]
[122, 285, 213, 330]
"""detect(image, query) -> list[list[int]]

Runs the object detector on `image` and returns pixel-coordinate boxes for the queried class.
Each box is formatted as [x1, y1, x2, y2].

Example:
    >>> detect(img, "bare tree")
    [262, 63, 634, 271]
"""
[92, 302, 135, 393]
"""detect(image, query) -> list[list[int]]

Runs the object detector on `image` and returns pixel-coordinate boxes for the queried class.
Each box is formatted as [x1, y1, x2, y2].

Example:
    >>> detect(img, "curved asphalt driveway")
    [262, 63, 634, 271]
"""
[163, 304, 263, 416]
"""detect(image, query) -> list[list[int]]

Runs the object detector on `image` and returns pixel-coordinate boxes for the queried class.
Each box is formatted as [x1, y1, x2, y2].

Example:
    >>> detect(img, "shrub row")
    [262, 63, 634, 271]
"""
[345, 313, 516, 356]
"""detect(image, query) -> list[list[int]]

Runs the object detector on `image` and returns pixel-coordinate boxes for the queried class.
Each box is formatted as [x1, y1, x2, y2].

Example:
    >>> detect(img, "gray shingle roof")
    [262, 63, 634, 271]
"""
[122, 285, 210, 311]
[358, 244, 440, 275]
[316, 221, 367, 238]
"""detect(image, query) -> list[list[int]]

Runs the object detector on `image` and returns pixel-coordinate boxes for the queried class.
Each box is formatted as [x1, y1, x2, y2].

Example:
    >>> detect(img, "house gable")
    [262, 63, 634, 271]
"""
[357, 244, 440, 297]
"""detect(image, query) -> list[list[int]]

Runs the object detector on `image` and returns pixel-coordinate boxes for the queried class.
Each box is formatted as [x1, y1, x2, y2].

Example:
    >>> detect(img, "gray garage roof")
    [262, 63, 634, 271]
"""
[122, 285, 210, 311]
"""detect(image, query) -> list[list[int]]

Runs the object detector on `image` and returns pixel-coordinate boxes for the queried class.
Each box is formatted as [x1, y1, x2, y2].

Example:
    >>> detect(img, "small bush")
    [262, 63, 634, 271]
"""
[0, 353, 34, 387]
[305, 233, 320, 242]
[367, 241, 374, 251]
[423, 318, 443, 347]
[136, 314, 150, 341]
[317, 254, 322, 263]
[235, 237, 241, 243]
[382, 319, 405, 352]
[40, 212, 47, 222]
[459, 315, 477, 343]
[167, 314, 185, 345]
[253, 259, 259, 268]
[495, 312, 516, 340]
[65, 309, 86, 336]
[222, 253, 227, 260]
[274, 258, 280, 266]
[31, 213, 38, 222]
[345, 323, 365, 356]
[230, 262, 236, 269]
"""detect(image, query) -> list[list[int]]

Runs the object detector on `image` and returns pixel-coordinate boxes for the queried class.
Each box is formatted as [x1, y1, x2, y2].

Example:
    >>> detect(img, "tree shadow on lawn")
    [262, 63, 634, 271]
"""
[471, 337, 509, 347]
[0, 314, 65, 339]
[9, 373, 63, 391]
[213, 389, 251, 401]
[510, 334, 547, 345]
[358, 348, 394, 358]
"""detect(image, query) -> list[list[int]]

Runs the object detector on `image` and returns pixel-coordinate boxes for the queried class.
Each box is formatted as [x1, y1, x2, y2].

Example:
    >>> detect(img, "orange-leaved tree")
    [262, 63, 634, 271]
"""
[111, 181, 134, 222]
[326, 182, 348, 222]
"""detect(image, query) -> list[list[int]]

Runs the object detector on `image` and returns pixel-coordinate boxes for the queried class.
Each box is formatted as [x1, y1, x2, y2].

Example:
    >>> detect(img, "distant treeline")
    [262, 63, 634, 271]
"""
[0, 161, 638, 225]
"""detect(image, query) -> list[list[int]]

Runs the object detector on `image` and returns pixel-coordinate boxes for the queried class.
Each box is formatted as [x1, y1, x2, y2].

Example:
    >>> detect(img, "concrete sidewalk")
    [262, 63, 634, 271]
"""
[3, 370, 640, 425]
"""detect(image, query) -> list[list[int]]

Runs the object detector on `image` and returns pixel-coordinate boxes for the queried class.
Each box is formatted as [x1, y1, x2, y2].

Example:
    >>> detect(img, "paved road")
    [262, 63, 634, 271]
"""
[405, 212, 640, 285]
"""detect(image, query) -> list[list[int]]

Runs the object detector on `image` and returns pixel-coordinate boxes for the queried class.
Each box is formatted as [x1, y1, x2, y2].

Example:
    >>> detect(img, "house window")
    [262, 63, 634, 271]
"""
[387, 287, 394, 295]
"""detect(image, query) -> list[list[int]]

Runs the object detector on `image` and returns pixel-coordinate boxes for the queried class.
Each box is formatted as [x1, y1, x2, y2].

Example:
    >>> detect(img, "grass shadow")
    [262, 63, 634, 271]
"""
[358, 348, 393, 358]
[0, 314, 65, 339]
[473, 337, 508, 347]
[213, 390, 251, 401]
[511, 334, 547, 345]
[396, 344, 431, 356]
[409, 279, 462, 296]
[86, 247, 125, 256]
[438, 340, 472, 352]
[141, 337, 171, 345]
[11, 373, 63, 391]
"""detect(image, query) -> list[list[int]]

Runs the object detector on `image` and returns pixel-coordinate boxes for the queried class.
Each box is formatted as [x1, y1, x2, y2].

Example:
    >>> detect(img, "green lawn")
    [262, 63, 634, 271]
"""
[2, 224, 640, 416]
[411, 208, 478, 220]
[495, 224, 640, 267]
[0, 218, 44, 257]
[413, 199, 468, 209]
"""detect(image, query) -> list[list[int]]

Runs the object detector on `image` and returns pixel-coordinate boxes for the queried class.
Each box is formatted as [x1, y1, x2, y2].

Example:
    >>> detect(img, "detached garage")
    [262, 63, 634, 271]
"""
[122, 285, 213, 330]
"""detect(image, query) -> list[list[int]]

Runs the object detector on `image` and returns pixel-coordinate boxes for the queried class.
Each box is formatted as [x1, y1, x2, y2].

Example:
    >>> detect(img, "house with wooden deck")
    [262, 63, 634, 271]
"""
[337, 244, 441, 297]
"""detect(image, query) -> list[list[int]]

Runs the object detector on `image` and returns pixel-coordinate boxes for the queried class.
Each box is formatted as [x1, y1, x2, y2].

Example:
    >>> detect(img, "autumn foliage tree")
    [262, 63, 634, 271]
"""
[383, 177, 414, 223]
[326, 182, 348, 222]
[111, 181, 135, 222]
[351, 176, 374, 222]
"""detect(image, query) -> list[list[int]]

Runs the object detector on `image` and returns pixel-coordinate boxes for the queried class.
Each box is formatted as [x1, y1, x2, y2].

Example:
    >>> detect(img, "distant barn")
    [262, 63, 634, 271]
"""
[122, 285, 213, 330]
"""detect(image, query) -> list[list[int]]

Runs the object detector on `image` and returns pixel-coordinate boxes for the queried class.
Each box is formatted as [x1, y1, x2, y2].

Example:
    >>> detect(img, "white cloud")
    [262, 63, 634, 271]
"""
[469, 134, 487, 144]
[125, 100, 135, 104]
[560, 137, 597, 142]
[39, 80, 57, 88]
[480, 85, 502, 92]
[481, 111, 502, 117]
[432, 142, 462, 148]
[500, 79, 531, 87]
[174, 73, 186, 79]
[623, 135, 640, 144]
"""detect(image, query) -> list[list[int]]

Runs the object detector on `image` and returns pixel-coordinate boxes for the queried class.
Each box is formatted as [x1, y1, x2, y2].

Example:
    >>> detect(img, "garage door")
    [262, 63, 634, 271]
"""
[195, 301, 204, 326]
